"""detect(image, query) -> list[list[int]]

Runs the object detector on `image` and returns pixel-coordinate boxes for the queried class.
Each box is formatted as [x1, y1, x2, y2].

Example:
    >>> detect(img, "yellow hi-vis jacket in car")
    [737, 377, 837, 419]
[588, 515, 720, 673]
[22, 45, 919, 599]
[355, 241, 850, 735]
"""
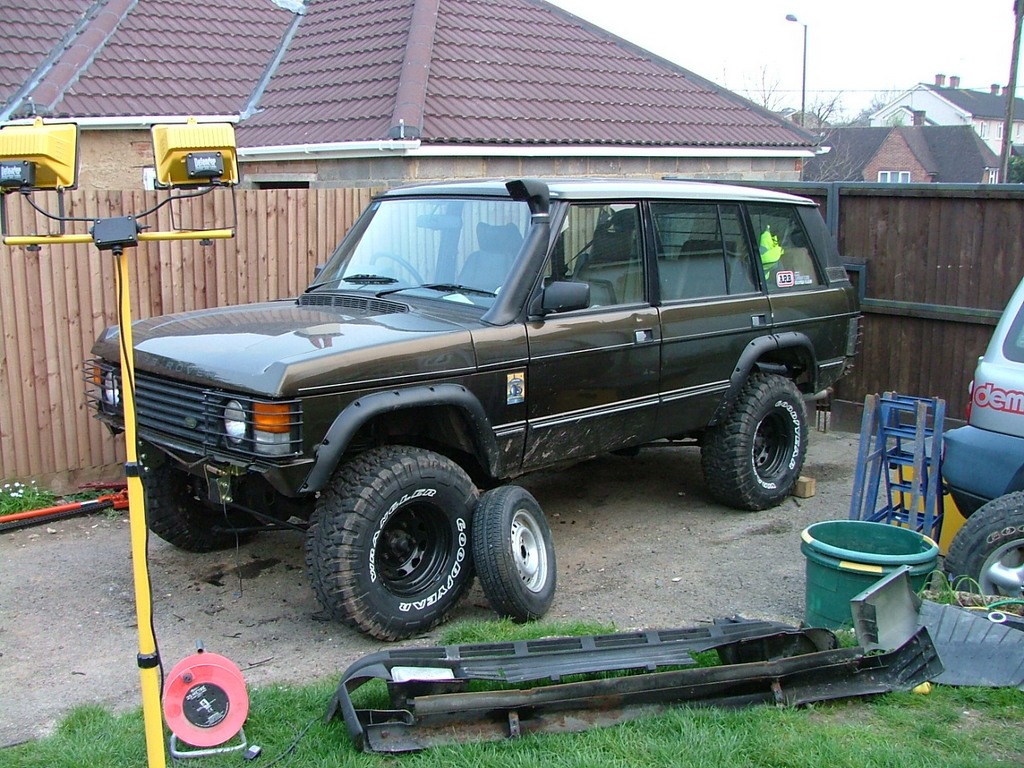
[759, 226, 784, 278]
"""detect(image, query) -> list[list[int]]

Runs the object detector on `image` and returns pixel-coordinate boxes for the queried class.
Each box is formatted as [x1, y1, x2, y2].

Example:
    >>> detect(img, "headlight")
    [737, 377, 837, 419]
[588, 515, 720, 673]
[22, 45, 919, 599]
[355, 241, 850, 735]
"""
[251, 402, 295, 457]
[101, 370, 120, 406]
[222, 399, 298, 456]
[223, 400, 247, 444]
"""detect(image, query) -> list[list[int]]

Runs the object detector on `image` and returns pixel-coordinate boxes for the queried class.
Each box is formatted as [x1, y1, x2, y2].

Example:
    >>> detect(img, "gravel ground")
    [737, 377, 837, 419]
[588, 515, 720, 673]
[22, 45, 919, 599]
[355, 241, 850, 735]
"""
[0, 427, 861, 747]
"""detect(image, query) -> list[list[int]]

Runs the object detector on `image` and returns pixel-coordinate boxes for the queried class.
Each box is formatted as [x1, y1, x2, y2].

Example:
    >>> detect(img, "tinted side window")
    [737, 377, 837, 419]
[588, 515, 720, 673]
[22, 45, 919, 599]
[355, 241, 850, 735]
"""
[747, 203, 822, 293]
[560, 203, 645, 307]
[1002, 300, 1024, 363]
[652, 202, 756, 301]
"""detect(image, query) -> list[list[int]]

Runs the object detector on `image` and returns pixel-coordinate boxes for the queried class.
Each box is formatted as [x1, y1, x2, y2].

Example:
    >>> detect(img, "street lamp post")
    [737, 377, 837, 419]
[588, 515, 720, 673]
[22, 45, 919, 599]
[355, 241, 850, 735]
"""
[786, 14, 807, 128]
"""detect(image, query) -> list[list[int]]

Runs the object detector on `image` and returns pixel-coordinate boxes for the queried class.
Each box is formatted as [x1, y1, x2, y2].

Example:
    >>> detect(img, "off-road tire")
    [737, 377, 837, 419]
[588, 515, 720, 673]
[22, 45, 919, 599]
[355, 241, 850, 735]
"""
[305, 446, 477, 640]
[945, 491, 1024, 596]
[142, 464, 256, 552]
[472, 486, 556, 622]
[701, 373, 807, 511]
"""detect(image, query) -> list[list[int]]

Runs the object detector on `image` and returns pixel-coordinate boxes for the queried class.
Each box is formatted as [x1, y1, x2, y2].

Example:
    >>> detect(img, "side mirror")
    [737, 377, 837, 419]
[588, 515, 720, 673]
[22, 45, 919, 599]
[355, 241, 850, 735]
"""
[537, 281, 590, 315]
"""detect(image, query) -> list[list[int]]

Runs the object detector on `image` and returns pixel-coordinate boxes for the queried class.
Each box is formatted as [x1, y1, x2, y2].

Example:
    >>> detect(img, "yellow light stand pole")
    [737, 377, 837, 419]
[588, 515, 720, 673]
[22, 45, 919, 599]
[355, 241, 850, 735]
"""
[113, 243, 167, 768]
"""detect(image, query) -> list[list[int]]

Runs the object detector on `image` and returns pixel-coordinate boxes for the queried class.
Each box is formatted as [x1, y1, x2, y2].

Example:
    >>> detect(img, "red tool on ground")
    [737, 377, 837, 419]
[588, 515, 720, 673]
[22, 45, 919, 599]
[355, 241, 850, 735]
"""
[0, 482, 129, 532]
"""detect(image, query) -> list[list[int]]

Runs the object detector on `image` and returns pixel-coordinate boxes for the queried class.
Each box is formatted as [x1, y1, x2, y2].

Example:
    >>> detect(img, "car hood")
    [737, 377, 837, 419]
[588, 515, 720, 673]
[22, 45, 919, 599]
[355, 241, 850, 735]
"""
[91, 298, 479, 396]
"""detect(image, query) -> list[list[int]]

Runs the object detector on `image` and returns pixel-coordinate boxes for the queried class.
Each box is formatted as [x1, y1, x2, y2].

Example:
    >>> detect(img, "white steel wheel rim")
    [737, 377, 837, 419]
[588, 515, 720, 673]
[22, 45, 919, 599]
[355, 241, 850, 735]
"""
[510, 508, 547, 592]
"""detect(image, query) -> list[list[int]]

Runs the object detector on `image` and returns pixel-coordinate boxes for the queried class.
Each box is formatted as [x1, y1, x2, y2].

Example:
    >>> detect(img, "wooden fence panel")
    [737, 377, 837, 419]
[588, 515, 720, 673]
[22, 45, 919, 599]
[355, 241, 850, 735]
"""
[0, 187, 371, 486]
[831, 188, 1024, 418]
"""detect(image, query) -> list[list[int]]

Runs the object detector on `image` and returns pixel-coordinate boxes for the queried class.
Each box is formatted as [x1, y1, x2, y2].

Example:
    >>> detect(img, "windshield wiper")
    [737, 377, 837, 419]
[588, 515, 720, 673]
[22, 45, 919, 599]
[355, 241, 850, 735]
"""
[379, 283, 496, 298]
[306, 274, 398, 290]
[343, 274, 399, 285]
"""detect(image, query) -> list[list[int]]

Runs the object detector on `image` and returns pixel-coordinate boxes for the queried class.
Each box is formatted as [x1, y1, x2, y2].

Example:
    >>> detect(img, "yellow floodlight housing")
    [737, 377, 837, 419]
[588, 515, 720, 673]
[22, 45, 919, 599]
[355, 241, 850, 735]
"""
[151, 118, 238, 188]
[0, 118, 79, 190]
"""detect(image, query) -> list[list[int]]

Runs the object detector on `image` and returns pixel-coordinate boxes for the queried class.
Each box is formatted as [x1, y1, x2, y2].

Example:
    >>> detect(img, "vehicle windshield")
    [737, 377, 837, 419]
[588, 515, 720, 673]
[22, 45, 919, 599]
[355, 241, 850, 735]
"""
[309, 196, 531, 309]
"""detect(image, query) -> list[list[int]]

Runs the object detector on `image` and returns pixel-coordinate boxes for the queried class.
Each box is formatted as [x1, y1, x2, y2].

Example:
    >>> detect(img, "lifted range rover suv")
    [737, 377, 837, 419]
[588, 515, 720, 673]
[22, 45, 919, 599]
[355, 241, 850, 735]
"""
[87, 178, 860, 640]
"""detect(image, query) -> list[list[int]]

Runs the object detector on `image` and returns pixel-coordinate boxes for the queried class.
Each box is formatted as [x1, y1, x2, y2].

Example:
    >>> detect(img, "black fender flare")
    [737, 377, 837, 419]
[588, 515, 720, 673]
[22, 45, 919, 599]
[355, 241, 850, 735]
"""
[299, 384, 500, 493]
[710, 332, 817, 425]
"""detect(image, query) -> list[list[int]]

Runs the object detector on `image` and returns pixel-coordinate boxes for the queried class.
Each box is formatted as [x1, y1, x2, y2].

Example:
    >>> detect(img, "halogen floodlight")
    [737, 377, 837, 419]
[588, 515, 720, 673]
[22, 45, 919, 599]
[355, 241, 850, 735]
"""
[0, 118, 79, 190]
[151, 118, 238, 187]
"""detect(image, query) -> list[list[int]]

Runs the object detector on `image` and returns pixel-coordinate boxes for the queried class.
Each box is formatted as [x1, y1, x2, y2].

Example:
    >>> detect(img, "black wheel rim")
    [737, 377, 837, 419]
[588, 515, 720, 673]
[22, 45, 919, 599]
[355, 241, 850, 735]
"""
[375, 504, 451, 596]
[752, 409, 794, 481]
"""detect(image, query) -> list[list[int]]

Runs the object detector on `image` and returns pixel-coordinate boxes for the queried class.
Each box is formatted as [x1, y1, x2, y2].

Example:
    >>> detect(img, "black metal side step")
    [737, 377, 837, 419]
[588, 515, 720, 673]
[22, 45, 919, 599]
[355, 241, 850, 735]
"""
[326, 618, 938, 753]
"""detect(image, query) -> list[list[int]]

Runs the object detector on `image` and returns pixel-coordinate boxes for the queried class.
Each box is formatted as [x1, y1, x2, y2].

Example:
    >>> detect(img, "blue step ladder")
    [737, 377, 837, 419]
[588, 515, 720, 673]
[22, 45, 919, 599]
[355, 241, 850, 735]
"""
[849, 393, 946, 542]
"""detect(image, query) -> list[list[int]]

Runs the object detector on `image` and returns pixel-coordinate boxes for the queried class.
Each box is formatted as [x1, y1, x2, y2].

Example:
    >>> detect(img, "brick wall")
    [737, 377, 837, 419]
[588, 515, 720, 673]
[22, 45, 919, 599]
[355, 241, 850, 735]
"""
[241, 153, 804, 189]
[863, 132, 931, 183]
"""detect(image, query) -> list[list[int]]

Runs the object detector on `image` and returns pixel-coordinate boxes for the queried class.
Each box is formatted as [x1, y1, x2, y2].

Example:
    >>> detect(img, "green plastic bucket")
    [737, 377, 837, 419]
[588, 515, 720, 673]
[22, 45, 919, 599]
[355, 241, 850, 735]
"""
[800, 520, 939, 629]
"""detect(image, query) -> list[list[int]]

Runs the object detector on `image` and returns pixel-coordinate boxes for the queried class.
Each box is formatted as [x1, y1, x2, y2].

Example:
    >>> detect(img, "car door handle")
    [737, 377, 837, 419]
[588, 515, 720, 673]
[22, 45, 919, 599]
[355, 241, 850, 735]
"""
[751, 314, 769, 328]
[634, 328, 655, 343]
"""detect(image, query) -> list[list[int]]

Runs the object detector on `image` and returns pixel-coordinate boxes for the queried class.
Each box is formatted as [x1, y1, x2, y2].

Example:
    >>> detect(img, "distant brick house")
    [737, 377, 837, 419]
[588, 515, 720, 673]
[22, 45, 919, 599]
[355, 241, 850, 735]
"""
[803, 125, 999, 184]
[0, 0, 820, 190]
[871, 74, 1024, 158]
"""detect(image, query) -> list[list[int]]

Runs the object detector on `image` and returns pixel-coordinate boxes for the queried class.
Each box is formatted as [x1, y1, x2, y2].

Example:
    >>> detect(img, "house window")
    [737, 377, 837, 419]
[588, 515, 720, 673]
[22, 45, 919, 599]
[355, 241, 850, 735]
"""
[988, 168, 1000, 184]
[979, 122, 989, 138]
[878, 170, 911, 183]
[997, 123, 1004, 140]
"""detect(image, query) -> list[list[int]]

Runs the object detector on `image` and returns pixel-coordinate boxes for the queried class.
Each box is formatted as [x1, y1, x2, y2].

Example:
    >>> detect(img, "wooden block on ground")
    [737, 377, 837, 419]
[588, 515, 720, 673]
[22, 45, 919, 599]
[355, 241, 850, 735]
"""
[792, 476, 816, 498]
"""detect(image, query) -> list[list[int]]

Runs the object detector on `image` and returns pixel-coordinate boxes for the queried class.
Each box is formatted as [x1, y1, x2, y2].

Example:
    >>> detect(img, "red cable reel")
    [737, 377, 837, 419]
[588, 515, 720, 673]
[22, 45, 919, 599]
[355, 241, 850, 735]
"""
[162, 644, 249, 758]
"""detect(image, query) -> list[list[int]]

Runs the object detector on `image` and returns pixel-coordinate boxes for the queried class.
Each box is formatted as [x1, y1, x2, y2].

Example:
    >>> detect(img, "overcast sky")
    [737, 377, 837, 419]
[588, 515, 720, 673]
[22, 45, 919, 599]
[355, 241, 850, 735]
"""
[547, 0, 1022, 119]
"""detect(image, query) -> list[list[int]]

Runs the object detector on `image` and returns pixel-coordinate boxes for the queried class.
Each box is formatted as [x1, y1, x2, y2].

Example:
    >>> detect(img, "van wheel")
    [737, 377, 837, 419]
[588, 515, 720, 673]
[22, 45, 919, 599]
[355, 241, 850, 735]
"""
[305, 446, 477, 640]
[472, 486, 556, 622]
[142, 463, 256, 552]
[945, 491, 1024, 596]
[701, 373, 807, 511]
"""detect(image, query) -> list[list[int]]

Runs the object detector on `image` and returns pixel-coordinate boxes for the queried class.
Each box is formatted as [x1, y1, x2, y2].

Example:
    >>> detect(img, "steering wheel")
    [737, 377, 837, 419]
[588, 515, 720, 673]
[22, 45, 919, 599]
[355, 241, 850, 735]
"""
[373, 252, 424, 284]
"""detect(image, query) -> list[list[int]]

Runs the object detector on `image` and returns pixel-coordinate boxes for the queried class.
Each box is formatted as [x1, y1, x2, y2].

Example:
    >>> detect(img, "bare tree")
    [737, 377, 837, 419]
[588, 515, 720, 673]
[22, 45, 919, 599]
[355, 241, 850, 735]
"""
[800, 93, 847, 132]
[804, 130, 866, 181]
[742, 65, 788, 112]
[844, 91, 899, 127]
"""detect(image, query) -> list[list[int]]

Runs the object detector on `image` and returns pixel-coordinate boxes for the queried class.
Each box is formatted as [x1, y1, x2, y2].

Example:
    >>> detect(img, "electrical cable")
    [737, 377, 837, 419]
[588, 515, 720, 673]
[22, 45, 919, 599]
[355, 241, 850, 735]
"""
[259, 717, 318, 768]
[19, 182, 222, 224]
[986, 598, 1024, 611]
[116, 251, 164, 697]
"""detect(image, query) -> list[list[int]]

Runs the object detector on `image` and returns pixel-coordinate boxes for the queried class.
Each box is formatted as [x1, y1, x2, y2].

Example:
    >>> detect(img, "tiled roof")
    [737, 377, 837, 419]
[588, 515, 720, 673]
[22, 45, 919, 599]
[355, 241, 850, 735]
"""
[912, 125, 999, 182]
[2, 0, 814, 152]
[239, 0, 414, 146]
[239, 0, 811, 149]
[803, 128, 889, 182]
[804, 126, 998, 183]
[58, 0, 296, 116]
[0, 0, 97, 117]
[926, 84, 1024, 120]
[2, 0, 296, 120]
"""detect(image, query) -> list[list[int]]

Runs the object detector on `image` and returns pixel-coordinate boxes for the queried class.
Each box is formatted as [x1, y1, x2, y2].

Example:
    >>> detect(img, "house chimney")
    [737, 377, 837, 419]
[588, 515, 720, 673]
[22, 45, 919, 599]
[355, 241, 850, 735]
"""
[992, 83, 1001, 94]
[949, 75, 960, 88]
[912, 110, 926, 126]
[935, 73, 946, 87]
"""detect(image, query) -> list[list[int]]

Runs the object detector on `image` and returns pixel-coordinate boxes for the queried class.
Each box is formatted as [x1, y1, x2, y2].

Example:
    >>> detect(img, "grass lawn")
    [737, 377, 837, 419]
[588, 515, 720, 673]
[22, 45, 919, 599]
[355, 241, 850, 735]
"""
[1, 619, 1022, 768]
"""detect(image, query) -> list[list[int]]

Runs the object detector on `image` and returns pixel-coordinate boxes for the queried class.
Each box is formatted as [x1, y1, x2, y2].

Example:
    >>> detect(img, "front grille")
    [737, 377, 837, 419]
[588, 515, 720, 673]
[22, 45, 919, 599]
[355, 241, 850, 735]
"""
[297, 293, 408, 315]
[135, 372, 211, 444]
[85, 360, 302, 459]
